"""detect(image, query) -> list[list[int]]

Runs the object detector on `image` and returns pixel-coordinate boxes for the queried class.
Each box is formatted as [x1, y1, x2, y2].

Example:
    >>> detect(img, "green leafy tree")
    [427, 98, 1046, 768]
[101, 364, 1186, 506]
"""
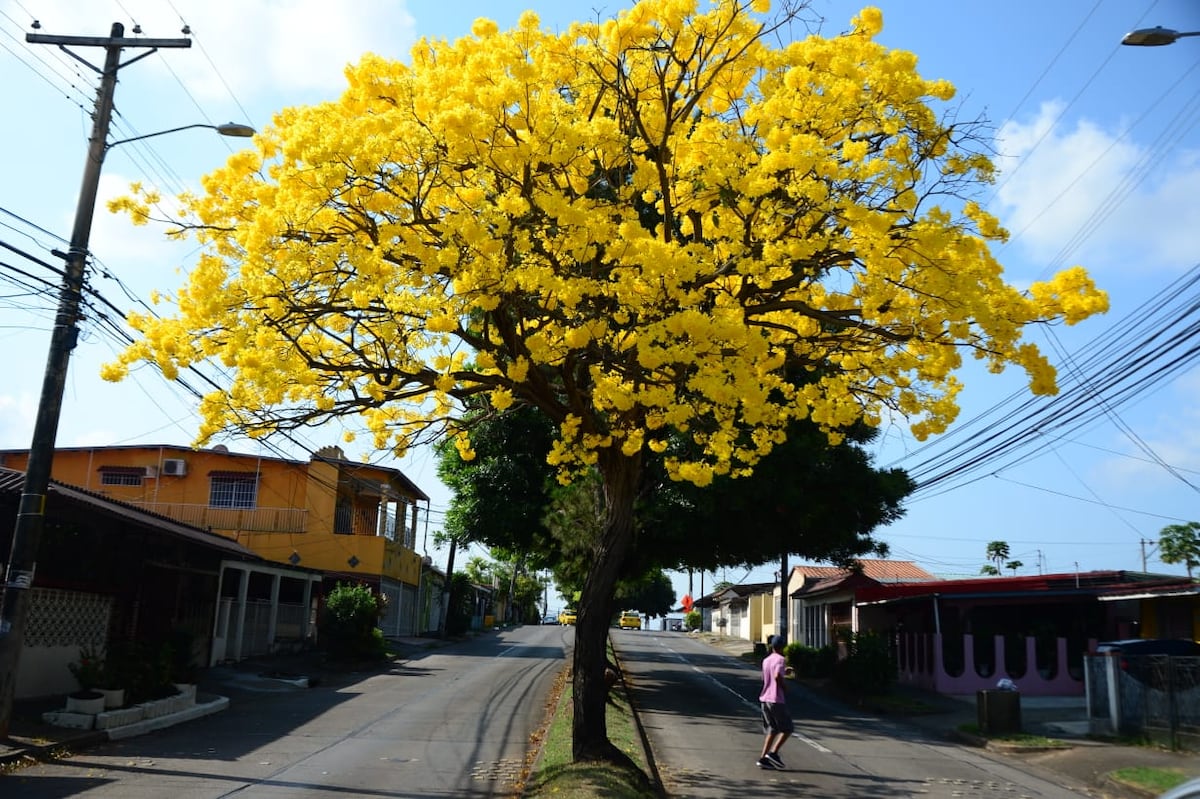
[980, 564, 1001, 576]
[985, 541, 1011, 574]
[444, 573, 476, 636]
[616, 568, 675, 617]
[436, 405, 558, 567]
[1005, 560, 1023, 575]
[1159, 522, 1200, 578]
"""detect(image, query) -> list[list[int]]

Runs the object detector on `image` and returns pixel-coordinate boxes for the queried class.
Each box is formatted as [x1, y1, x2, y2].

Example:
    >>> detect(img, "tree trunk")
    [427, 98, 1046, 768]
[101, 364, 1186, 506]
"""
[571, 450, 641, 762]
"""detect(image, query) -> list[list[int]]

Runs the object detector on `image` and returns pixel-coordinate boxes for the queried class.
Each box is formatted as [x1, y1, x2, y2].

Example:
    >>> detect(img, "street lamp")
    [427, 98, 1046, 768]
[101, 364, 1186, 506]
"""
[1121, 26, 1200, 46]
[0, 19, 255, 736]
[110, 121, 255, 148]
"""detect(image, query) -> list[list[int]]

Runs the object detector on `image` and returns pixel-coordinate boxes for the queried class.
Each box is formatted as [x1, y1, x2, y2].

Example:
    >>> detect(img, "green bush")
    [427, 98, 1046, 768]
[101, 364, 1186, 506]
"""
[684, 610, 701, 631]
[785, 642, 837, 678]
[320, 582, 387, 660]
[831, 630, 896, 694]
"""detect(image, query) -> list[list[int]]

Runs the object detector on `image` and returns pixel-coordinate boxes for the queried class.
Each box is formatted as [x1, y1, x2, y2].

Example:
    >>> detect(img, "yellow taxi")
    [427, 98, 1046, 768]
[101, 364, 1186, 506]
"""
[619, 611, 641, 630]
[559, 608, 577, 625]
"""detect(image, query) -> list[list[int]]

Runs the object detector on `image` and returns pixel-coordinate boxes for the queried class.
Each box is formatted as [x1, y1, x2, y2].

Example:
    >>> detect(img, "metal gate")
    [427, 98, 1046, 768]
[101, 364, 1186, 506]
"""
[1086, 654, 1200, 749]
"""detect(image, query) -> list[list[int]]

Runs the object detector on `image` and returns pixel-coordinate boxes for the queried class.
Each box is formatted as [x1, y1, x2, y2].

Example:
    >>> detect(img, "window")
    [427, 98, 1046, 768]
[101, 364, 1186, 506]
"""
[99, 467, 143, 486]
[209, 474, 258, 508]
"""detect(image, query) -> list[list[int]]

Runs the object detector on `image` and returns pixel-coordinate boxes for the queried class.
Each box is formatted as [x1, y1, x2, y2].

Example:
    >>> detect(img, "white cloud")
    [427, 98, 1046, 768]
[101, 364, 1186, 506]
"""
[17, 0, 418, 102]
[0, 391, 39, 449]
[993, 101, 1200, 275]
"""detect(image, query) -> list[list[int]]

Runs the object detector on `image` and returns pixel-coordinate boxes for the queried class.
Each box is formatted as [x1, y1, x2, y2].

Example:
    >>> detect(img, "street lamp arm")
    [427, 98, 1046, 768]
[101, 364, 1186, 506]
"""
[108, 121, 255, 149]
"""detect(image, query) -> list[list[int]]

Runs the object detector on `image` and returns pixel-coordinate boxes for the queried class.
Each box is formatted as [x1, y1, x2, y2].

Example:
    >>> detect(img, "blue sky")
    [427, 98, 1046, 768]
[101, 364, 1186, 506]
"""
[1, 0, 1198, 610]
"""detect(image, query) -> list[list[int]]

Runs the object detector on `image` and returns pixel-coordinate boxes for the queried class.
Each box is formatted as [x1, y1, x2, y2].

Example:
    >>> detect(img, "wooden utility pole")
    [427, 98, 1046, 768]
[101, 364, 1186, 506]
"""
[0, 23, 191, 737]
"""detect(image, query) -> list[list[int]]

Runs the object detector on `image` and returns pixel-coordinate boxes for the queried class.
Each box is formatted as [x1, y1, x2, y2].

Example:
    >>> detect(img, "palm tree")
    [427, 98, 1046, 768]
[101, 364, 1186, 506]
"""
[985, 541, 1011, 575]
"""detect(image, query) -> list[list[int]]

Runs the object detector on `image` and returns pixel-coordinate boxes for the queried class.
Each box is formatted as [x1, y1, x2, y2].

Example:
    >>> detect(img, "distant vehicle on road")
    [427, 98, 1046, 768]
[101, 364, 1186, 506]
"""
[559, 608, 577, 625]
[619, 611, 641, 630]
[541, 614, 558, 625]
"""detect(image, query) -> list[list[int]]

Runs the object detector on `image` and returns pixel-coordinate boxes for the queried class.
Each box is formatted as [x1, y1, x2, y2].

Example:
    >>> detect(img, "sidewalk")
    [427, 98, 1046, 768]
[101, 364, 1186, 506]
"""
[0, 636, 445, 773]
[696, 633, 1200, 799]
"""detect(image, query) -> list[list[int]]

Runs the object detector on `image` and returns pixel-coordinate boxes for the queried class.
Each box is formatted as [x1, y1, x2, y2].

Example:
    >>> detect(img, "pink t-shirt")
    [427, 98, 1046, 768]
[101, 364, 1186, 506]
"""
[759, 651, 786, 703]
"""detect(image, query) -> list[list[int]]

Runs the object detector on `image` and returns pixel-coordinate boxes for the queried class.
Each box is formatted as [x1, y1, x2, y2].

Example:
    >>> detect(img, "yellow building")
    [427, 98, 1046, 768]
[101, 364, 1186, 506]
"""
[0, 444, 431, 639]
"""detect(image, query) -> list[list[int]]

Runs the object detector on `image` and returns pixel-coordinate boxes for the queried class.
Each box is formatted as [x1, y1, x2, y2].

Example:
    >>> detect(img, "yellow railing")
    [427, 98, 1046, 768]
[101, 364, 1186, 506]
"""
[130, 501, 307, 533]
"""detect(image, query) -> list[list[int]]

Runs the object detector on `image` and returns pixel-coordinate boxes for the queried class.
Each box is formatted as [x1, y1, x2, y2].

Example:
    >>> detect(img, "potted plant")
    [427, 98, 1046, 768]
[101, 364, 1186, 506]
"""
[98, 641, 130, 708]
[168, 629, 199, 703]
[66, 646, 106, 714]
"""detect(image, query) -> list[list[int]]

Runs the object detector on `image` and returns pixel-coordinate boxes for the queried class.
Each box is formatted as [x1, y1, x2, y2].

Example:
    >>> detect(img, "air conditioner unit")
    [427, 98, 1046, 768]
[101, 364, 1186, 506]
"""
[143, 465, 159, 478]
[162, 458, 187, 476]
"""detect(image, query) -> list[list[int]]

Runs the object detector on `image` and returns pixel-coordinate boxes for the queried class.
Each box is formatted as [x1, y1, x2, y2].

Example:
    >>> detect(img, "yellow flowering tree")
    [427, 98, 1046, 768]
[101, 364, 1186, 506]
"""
[106, 0, 1107, 762]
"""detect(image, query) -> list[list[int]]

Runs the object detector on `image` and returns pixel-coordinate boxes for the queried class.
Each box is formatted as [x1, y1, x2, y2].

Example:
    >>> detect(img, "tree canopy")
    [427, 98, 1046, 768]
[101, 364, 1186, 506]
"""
[435, 400, 911, 595]
[105, 0, 1107, 763]
[1159, 522, 1200, 578]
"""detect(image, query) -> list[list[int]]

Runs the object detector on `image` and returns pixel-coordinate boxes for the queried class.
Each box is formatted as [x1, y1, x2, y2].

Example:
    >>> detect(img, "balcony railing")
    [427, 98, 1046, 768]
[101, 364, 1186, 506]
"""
[130, 501, 308, 534]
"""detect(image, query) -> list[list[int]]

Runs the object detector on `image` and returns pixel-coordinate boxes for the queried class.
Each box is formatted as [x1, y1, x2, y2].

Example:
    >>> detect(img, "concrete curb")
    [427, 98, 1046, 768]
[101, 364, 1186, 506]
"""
[1100, 773, 1166, 799]
[609, 637, 666, 797]
[0, 694, 230, 768]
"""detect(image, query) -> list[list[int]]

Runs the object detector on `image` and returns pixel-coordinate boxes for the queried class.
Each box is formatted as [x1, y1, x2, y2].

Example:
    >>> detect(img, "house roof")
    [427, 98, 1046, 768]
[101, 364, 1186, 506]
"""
[0, 466, 261, 560]
[712, 581, 776, 601]
[791, 571, 880, 598]
[855, 570, 1193, 606]
[791, 559, 936, 583]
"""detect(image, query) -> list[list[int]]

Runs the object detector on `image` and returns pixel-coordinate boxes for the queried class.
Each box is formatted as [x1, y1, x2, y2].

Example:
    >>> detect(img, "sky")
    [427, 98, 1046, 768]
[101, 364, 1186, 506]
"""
[1, 0, 1198, 613]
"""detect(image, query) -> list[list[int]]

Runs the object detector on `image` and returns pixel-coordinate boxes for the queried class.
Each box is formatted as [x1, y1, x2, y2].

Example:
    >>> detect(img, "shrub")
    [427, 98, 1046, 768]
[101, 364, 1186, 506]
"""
[784, 642, 837, 678]
[68, 646, 105, 691]
[321, 582, 387, 660]
[122, 640, 176, 702]
[831, 630, 896, 695]
[684, 610, 701, 631]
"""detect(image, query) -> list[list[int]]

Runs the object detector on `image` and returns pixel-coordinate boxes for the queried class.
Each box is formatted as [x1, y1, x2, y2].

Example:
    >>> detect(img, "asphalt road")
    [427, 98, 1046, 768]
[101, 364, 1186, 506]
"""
[613, 629, 1101, 799]
[2, 626, 569, 798]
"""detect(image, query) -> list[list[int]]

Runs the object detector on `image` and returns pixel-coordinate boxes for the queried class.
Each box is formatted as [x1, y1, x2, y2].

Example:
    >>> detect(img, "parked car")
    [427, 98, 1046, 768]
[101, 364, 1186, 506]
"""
[542, 614, 559, 625]
[559, 609, 577, 625]
[1095, 638, 1200, 683]
[618, 611, 641, 630]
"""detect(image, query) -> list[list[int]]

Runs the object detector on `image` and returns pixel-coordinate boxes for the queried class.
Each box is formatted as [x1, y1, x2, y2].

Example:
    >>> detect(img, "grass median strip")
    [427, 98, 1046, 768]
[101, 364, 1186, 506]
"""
[1108, 766, 1191, 795]
[522, 645, 659, 799]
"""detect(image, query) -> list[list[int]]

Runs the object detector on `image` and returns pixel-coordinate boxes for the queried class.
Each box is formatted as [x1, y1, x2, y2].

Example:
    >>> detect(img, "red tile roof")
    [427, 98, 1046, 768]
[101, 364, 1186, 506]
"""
[791, 558, 936, 583]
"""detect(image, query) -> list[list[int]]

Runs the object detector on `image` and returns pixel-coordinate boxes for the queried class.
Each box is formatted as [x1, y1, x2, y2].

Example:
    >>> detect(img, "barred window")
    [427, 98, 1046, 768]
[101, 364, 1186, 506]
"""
[99, 467, 143, 486]
[209, 475, 258, 508]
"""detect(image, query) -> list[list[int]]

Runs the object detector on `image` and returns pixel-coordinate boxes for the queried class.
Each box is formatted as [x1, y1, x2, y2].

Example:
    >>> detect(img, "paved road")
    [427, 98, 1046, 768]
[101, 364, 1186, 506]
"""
[614, 630, 1103, 799]
[2, 626, 569, 798]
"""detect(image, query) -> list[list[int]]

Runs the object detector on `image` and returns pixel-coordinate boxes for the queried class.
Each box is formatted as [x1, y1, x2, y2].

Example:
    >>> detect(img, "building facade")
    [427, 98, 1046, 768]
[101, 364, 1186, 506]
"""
[0, 443, 431, 640]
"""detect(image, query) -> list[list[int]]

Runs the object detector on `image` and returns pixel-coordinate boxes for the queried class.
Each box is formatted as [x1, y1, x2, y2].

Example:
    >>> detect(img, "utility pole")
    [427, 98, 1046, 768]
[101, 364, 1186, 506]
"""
[777, 551, 788, 641]
[0, 23, 191, 737]
[1139, 538, 1159, 572]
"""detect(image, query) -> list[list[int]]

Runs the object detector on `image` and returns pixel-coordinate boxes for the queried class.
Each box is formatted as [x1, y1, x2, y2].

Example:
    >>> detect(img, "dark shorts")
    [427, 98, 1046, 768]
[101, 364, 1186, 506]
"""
[760, 701, 794, 735]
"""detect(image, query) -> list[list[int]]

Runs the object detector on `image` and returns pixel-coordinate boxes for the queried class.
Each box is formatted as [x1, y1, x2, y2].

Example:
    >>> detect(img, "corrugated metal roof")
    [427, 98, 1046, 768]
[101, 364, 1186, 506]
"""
[0, 466, 260, 559]
[855, 570, 1193, 605]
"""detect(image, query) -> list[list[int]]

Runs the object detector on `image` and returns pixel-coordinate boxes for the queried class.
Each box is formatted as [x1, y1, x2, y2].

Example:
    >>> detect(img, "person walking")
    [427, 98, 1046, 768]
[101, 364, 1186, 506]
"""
[757, 635, 793, 770]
